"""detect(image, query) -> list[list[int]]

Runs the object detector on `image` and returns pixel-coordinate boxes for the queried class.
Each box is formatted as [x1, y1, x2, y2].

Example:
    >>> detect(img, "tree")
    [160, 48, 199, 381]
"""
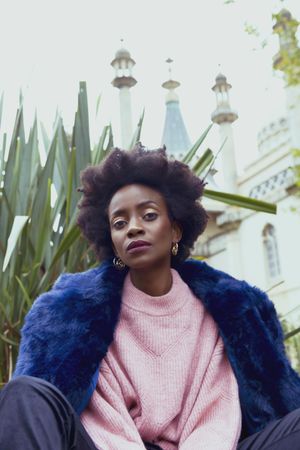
[273, 9, 300, 86]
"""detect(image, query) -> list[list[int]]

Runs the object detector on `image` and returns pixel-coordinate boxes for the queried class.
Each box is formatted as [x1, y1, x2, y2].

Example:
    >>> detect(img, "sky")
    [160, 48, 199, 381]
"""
[1, 0, 300, 174]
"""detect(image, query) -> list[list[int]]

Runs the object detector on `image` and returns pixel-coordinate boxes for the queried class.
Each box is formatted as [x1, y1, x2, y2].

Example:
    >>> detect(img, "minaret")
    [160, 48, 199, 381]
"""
[111, 42, 137, 149]
[273, 9, 300, 149]
[161, 58, 191, 158]
[211, 73, 238, 193]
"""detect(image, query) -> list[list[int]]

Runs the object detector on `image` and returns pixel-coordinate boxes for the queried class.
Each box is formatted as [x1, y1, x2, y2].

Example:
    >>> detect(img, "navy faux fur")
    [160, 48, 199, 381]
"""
[14, 258, 300, 439]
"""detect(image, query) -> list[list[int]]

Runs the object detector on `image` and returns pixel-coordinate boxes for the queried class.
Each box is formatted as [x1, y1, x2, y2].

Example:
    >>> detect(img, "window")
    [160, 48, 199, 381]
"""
[263, 224, 281, 279]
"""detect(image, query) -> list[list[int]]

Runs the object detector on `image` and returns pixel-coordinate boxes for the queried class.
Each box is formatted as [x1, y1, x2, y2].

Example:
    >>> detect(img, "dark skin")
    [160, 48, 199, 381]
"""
[108, 183, 182, 296]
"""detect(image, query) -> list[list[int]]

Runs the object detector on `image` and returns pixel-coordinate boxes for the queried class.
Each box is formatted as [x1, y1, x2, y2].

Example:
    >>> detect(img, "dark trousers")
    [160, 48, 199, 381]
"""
[1, 376, 300, 450]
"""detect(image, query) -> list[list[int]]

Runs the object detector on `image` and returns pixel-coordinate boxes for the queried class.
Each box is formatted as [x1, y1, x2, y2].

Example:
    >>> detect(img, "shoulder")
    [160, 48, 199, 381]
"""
[179, 258, 275, 317]
[180, 259, 284, 346]
[22, 260, 121, 328]
[52, 260, 109, 290]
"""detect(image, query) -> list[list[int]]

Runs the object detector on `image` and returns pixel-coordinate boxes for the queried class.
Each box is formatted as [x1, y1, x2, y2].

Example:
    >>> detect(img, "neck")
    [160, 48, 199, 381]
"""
[129, 264, 173, 296]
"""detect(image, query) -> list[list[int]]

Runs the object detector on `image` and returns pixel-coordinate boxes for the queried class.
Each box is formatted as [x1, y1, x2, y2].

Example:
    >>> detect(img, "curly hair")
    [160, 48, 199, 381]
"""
[77, 143, 208, 264]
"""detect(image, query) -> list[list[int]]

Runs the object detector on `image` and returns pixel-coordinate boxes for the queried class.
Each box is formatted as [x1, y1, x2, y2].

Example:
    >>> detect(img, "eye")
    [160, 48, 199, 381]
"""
[144, 212, 158, 221]
[112, 220, 127, 230]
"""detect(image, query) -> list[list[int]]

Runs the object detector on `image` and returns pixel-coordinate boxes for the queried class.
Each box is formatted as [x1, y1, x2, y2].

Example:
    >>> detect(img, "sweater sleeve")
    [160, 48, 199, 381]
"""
[80, 367, 146, 450]
[179, 339, 241, 450]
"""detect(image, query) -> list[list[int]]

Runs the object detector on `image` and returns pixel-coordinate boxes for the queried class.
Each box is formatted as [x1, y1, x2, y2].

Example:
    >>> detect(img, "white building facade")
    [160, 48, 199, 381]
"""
[112, 10, 300, 366]
[195, 9, 300, 367]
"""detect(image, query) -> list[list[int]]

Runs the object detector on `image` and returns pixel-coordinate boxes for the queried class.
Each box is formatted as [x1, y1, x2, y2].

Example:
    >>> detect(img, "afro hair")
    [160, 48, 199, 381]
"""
[77, 143, 209, 264]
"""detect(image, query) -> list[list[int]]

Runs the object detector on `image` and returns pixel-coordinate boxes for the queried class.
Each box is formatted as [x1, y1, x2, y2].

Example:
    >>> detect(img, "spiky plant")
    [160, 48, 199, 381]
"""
[0, 82, 276, 385]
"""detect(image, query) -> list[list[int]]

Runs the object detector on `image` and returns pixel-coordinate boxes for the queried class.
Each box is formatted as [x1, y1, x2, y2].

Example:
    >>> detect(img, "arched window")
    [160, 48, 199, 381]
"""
[263, 224, 281, 279]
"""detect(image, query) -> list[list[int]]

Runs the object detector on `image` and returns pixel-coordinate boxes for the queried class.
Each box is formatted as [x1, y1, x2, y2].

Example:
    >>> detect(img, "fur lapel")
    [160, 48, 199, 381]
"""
[14, 258, 300, 438]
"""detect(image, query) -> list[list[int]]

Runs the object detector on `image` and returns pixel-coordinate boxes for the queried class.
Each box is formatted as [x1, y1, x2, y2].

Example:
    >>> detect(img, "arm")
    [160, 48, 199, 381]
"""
[80, 366, 146, 450]
[179, 339, 241, 450]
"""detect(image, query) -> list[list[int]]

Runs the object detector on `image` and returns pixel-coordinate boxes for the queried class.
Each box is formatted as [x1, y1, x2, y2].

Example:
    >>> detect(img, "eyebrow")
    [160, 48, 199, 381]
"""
[110, 200, 159, 218]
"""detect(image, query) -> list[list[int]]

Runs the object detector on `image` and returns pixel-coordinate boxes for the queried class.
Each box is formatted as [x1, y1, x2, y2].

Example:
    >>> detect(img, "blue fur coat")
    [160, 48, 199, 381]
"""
[14, 258, 300, 439]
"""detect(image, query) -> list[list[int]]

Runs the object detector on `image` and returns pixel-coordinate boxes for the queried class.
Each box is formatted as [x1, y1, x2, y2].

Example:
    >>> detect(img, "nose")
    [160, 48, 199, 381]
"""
[127, 218, 145, 238]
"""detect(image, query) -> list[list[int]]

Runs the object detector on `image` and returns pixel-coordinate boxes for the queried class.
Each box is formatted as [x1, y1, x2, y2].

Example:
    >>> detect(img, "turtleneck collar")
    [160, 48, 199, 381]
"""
[122, 268, 190, 316]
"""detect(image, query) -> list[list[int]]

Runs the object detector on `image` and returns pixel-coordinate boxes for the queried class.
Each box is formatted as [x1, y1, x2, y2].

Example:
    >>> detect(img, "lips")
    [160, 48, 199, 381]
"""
[126, 240, 151, 251]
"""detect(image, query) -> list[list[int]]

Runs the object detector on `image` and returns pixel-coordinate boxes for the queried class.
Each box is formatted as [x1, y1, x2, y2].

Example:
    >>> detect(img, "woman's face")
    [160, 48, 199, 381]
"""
[108, 183, 182, 270]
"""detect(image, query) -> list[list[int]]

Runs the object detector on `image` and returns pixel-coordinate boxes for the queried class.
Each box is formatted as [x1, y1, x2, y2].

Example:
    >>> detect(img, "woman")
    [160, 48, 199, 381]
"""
[1, 143, 300, 450]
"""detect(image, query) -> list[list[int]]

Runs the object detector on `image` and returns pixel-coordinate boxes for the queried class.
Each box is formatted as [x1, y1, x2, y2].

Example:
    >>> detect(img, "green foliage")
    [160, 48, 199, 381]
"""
[227, 3, 300, 85]
[0, 82, 115, 384]
[292, 148, 300, 188]
[272, 11, 300, 86]
[281, 318, 300, 373]
[0, 83, 276, 386]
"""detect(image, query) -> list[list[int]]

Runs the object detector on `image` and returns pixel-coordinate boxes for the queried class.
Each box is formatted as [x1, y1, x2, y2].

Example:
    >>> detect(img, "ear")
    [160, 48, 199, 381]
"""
[172, 221, 182, 243]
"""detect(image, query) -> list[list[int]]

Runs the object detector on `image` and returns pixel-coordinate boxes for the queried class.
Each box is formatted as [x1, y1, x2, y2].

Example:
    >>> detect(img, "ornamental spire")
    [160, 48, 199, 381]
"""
[161, 58, 191, 158]
[111, 40, 137, 148]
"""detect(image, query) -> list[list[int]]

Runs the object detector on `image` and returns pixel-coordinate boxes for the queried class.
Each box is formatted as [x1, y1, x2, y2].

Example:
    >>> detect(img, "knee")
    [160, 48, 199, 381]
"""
[286, 407, 300, 423]
[1, 375, 71, 414]
[2, 375, 74, 414]
[0, 376, 38, 409]
[2, 375, 46, 397]
[1, 375, 55, 398]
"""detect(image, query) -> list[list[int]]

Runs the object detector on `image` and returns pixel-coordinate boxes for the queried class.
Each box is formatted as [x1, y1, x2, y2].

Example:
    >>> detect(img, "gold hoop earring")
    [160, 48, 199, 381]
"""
[113, 256, 126, 270]
[171, 242, 179, 256]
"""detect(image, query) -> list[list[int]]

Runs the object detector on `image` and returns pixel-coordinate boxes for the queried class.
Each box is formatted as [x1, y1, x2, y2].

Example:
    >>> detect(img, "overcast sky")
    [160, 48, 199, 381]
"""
[1, 0, 300, 173]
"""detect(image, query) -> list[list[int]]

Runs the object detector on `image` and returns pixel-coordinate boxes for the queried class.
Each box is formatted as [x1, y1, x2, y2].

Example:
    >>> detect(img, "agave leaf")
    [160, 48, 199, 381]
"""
[4, 108, 26, 201]
[2, 216, 29, 272]
[0, 108, 26, 251]
[40, 121, 50, 156]
[92, 125, 110, 165]
[27, 178, 52, 292]
[105, 123, 114, 152]
[0, 334, 18, 347]
[50, 187, 66, 230]
[55, 118, 71, 195]
[96, 93, 102, 117]
[73, 81, 91, 188]
[15, 276, 32, 313]
[49, 224, 81, 270]
[201, 137, 228, 183]
[284, 326, 300, 340]
[0, 132, 7, 183]
[192, 148, 214, 176]
[66, 147, 76, 227]
[19, 118, 38, 214]
[128, 109, 145, 150]
[203, 188, 277, 214]
[30, 130, 57, 249]
[0, 289, 13, 315]
[0, 92, 4, 132]
[33, 178, 52, 265]
[9, 137, 22, 214]
[182, 123, 213, 164]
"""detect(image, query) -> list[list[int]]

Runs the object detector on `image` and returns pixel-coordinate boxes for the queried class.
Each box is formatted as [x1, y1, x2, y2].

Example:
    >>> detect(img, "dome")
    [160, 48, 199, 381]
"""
[211, 73, 232, 93]
[115, 47, 131, 60]
[215, 73, 227, 84]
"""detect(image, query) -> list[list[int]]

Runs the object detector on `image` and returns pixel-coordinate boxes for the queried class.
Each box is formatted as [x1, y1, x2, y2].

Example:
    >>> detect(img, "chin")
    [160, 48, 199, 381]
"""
[126, 255, 170, 271]
[126, 260, 152, 271]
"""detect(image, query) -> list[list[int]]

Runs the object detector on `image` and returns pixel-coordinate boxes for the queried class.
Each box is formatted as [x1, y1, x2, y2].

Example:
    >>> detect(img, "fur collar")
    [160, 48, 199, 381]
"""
[14, 258, 300, 438]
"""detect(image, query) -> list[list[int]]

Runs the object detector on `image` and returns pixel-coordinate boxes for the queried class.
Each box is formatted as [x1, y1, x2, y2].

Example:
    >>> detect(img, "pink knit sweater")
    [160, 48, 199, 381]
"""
[80, 269, 242, 449]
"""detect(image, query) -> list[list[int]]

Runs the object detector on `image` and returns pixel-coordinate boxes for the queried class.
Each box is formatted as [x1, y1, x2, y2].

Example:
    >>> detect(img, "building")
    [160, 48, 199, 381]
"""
[197, 10, 300, 368]
[111, 10, 300, 366]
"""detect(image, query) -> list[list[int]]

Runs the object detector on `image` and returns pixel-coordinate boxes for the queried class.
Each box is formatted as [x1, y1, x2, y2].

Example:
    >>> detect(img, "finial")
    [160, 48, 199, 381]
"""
[166, 58, 174, 80]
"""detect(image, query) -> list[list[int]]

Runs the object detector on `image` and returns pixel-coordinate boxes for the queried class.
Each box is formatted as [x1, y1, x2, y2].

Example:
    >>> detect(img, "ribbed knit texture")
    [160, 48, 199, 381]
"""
[80, 269, 241, 449]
